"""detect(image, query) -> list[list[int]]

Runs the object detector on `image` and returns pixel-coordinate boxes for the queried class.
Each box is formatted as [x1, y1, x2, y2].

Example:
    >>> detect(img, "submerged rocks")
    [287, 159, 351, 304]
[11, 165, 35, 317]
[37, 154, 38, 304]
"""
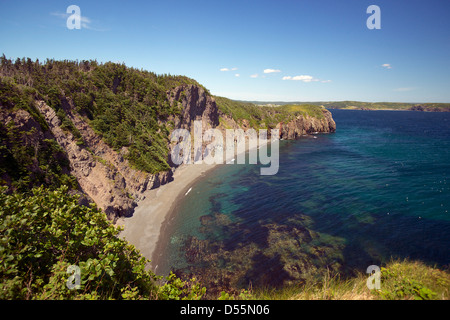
[173, 211, 345, 298]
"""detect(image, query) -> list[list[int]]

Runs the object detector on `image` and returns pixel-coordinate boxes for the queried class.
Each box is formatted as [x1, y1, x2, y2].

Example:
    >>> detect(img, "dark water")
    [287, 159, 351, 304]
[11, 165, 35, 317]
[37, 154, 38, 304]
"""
[158, 109, 450, 288]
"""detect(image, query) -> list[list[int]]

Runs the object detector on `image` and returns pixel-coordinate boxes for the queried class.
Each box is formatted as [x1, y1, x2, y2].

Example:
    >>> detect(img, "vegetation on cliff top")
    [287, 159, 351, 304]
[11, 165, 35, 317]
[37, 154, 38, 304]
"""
[0, 56, 202, 177]
[215, 95, 326, 129]
[256, 259, 449, 300]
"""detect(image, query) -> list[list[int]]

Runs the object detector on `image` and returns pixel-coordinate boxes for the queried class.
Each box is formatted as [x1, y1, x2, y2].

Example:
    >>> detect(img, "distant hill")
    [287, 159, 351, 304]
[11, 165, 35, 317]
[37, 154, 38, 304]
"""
[239, 100, 450, 112]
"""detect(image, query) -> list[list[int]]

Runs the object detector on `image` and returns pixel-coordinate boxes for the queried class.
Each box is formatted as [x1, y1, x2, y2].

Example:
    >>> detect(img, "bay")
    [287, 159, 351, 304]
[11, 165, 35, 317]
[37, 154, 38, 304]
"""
[158, 109, 450, 291]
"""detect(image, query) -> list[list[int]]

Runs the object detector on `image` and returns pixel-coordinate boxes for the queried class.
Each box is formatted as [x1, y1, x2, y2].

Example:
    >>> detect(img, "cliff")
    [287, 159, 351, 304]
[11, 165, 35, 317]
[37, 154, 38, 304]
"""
[215, 96, 336, 138]
[276, 108, 336, 139]
[34, 100, 172, 220]
[0, 59, 336, 221]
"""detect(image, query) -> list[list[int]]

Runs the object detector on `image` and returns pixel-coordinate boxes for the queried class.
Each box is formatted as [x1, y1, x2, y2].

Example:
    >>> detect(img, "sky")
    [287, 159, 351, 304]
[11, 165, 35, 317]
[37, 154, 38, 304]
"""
[0, 0, 449, 103]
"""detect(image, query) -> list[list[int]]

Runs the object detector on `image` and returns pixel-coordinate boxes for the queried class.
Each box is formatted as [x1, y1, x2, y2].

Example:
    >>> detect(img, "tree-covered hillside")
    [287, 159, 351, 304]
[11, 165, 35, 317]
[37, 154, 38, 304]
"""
[0, 56, 204, 179]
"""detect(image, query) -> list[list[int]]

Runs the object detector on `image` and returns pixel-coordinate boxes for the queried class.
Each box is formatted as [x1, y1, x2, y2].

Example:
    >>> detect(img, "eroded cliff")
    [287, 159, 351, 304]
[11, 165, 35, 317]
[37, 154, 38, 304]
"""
[2, 82, 336, 221]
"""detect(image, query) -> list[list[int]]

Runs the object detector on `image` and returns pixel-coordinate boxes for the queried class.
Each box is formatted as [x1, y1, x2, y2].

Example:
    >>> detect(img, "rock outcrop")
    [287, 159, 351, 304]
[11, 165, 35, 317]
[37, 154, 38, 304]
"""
[35, 101, 136, 220]
[168, 84, 219, 131]
[276, 109, 336, 140]
[409, 105, 450, 112]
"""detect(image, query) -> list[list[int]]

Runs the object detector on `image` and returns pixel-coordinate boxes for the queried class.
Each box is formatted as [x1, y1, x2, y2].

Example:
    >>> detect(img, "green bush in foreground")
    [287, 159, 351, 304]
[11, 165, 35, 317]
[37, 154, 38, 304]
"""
[0, 185, 160, 299]
[0, 185, 207, 300]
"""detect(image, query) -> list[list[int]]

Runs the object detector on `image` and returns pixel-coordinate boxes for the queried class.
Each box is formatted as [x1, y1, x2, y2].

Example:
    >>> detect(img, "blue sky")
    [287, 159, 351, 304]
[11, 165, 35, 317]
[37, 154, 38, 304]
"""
[1, 0, 449, 102]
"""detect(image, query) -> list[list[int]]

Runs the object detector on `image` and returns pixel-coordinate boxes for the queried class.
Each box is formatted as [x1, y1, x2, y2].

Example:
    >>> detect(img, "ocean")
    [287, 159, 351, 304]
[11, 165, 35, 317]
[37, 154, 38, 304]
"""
[157, 109, 450, 290]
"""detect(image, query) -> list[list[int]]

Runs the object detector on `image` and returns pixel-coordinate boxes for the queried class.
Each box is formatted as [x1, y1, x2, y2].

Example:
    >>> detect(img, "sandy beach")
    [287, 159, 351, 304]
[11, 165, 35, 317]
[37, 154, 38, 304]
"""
[118, 163, 220, 273]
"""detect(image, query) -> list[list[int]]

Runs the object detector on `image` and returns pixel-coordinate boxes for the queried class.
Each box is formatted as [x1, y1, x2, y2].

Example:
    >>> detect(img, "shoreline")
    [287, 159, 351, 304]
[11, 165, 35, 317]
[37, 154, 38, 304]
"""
[118, 162, 221, 274]
[118, 140, 278, 275]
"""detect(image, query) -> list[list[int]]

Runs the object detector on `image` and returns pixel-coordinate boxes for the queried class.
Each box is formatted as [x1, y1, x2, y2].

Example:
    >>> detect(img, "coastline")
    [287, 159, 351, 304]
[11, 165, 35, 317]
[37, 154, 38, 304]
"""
[118, 162, 221, 273]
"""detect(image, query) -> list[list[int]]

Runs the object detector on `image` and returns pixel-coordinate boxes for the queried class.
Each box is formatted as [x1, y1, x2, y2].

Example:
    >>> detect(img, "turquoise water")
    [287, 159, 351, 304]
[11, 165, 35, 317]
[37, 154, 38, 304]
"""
[158, 109, 450, 287]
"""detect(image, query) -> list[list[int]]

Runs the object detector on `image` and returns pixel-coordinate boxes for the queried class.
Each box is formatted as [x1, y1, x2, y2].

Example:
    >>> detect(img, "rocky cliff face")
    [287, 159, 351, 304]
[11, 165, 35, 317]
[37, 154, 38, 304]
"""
[36, 101, 133, 220]
[276, 109, 336, 140]
[8, 84, 335, 221]
[28, 85, 221, 221]
[168, 84, 220, 131]
[35, 100, 173, 221]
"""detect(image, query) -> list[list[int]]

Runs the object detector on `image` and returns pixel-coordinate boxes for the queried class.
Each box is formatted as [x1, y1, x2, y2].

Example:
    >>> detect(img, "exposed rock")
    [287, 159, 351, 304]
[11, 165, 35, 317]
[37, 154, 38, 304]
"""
[276, 109, 336, 140]
[409, 104, 450, 112]
[35, 101, 138, 220]
[410, 105, 425, 112]
[168, 84, 219, 131]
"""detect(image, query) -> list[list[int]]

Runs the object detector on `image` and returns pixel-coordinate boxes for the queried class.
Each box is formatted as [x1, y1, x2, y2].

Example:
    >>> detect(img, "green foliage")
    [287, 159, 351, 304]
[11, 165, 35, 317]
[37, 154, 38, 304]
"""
[0, 119, 75, 193]
[377, 264, 440, 300]
[215, 96, 326, 129]
[0, 186, 159, 299]
[278, 104, 325, 119]
[56, 108, 84, 145]
[0, 78, 49, 131]
[158, 271, 206, 300]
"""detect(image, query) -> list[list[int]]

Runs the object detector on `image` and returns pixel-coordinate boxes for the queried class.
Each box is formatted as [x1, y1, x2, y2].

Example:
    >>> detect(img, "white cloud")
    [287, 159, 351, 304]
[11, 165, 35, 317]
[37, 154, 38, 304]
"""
[264, 68, 281, 74]
[282, 74, 330, 83]
[235, 74, 240, 77]
[283, 75, 317, 82]
[250, 74, 258, 78]
[293, 75, 314, 82]
[220, 67, 238, 72]
[382, 63, 392, 69]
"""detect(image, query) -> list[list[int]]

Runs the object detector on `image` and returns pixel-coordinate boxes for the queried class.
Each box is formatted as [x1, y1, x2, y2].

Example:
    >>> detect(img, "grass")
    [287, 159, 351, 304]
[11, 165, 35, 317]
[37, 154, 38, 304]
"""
[275, 104, 325, 120]
[234, 259, 449, 300]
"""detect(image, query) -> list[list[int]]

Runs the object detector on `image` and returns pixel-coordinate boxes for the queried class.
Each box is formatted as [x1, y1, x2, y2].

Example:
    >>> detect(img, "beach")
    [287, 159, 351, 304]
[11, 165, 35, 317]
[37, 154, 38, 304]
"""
[118, 162, 220, 273]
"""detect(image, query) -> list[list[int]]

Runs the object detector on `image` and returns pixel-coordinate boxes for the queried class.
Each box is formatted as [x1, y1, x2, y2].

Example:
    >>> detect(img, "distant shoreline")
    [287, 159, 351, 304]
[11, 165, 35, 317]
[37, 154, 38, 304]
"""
[239, 100, 450, 113]
[327, 107, 450, 112]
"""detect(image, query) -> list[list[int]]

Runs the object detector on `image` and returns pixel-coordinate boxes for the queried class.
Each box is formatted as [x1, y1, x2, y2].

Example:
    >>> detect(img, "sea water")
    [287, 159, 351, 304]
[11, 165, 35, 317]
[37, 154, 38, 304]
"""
[158, 109, 450, 286]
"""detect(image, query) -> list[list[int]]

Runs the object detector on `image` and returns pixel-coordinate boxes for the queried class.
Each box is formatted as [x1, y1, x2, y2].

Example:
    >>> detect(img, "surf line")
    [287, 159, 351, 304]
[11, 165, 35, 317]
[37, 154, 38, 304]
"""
[185, 187, 192, 196]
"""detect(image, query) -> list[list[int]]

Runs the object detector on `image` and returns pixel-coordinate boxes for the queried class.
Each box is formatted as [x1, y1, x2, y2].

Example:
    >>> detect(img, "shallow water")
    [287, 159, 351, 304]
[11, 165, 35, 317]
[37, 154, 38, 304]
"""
[158, 109, 450, 288]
